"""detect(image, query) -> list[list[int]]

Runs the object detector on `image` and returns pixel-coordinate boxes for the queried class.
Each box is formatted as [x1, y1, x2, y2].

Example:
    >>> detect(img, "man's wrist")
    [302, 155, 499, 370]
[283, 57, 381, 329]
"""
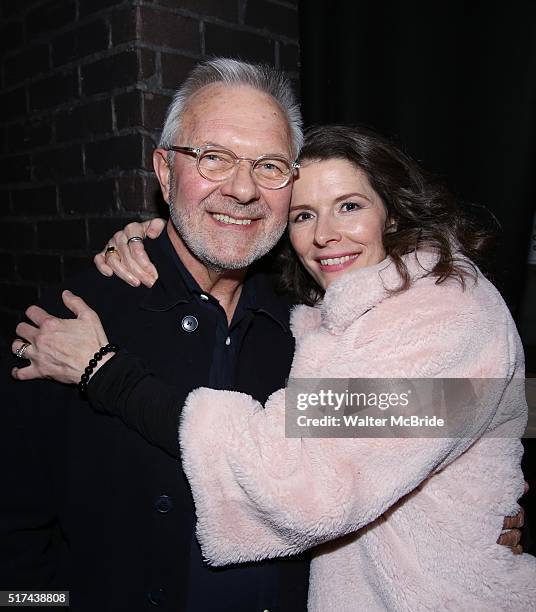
[90, 352, 115, 378]
[78, 343, 119, 393]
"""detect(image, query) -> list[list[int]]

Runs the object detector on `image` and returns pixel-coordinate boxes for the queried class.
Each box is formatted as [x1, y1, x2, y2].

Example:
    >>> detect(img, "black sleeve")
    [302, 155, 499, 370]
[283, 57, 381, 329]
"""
[87, 351, 181, 459]
[0, 354, 62, 589]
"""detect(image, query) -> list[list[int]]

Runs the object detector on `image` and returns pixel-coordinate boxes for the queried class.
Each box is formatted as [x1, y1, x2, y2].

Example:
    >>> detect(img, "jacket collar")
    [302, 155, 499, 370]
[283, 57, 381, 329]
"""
[140, 232, 193, 312]
[320, 250, 441, 333]
[248, 270, 294, 332]
[290, 250, 443, 337]
[140, 231, 292, 332]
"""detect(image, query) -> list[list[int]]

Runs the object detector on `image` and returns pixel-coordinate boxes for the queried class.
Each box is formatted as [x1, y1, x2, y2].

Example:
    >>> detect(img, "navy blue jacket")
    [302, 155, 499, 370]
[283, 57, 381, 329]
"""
[0, 233, 308, 612]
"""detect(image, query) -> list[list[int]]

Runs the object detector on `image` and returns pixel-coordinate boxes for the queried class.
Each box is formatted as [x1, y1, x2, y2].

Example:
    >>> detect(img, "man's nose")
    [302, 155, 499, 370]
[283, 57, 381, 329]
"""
[220, 161, 260, 204]
[314, 216, 342, 246]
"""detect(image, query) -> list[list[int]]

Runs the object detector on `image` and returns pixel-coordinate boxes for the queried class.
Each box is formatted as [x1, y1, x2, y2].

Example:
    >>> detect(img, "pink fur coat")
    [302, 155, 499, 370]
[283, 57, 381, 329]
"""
[179, 252, 536, 611]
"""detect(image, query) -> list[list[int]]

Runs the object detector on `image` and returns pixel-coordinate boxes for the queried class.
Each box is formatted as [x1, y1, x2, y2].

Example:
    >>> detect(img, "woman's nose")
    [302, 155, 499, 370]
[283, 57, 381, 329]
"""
[314, 216, 342, 246]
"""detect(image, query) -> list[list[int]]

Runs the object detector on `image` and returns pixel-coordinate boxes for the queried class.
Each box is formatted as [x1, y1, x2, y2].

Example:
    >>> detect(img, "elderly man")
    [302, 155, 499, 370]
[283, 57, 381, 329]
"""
[1, 58, 308, 612]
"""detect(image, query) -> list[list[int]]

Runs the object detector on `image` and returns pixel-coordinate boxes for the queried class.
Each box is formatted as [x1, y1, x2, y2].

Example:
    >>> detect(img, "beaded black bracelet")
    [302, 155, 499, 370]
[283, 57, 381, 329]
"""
[78, 343, 119, 393]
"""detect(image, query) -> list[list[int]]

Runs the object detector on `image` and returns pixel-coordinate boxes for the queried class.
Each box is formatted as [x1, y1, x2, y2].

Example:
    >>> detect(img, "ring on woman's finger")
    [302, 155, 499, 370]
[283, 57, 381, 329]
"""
[14, 342, 31, 360]
[127, 236, 144, 246]
[104, 245, 121, 263]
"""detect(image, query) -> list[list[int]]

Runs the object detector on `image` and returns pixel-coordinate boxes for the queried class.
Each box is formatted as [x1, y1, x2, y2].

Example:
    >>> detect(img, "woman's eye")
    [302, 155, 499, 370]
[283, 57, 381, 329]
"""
[340, 201, 362, 212]
[292, 211, 313, 223]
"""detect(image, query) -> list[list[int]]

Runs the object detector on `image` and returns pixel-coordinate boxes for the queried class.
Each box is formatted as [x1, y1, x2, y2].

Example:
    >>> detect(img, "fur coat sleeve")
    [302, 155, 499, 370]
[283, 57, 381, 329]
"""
[178, 257, 526, 566]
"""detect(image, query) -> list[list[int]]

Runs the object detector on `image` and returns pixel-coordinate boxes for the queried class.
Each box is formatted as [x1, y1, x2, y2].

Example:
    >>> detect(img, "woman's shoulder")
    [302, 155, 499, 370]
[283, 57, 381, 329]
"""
[403, 263, 509, 325]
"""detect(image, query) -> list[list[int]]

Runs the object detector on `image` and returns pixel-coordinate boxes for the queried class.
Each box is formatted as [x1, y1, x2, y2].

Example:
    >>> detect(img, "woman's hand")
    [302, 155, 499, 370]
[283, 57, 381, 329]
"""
[11, 291, 112, 385]
[94, 218, 166, 288]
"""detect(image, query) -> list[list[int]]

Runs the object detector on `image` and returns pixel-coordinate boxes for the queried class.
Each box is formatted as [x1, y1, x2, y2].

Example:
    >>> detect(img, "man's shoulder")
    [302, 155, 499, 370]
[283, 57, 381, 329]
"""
[39, 235, 174, 318]
[39, 266, 150, 319]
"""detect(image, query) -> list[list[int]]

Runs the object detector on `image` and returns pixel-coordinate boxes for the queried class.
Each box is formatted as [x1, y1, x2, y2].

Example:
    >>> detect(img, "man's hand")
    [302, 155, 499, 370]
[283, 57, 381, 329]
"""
[94, 218, 165, 288]
[11, 291, 111, 385]
[496, 481, 528, 554]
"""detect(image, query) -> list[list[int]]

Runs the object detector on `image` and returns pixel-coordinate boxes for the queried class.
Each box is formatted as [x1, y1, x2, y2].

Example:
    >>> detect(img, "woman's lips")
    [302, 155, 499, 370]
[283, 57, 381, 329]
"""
[316, 253, 360, 272]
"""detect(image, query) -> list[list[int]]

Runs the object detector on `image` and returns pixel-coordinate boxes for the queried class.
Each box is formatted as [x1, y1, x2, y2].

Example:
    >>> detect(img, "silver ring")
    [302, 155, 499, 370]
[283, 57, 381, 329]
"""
[127, 236, 144, 246]
[15, 342, 31, 359]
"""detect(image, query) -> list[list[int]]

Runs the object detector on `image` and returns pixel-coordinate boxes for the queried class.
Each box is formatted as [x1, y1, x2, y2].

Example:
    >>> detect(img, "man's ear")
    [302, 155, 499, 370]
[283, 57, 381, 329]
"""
[153, 149, 171, 203]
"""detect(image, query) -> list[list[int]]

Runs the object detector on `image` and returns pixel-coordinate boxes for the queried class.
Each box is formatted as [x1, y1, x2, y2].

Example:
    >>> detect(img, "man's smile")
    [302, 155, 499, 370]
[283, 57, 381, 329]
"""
[211, 213, 254, 226]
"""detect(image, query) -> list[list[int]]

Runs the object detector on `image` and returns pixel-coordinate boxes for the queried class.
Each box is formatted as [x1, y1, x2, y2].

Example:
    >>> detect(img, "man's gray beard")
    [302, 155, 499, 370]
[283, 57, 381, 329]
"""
[168, 171, 287, 272]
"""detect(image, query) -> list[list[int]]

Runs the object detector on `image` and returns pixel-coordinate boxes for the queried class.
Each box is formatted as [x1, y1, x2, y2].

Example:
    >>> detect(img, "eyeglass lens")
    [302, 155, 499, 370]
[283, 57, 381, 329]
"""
[198, 149, 291, 188]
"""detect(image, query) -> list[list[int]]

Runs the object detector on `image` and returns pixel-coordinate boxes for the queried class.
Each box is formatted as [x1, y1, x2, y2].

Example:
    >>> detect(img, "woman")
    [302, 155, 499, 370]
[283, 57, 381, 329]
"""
[13, 126, 535, 609]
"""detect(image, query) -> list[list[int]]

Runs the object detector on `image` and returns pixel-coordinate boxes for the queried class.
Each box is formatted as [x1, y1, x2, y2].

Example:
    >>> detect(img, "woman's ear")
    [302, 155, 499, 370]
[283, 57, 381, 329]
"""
[385, 217, 397, 233]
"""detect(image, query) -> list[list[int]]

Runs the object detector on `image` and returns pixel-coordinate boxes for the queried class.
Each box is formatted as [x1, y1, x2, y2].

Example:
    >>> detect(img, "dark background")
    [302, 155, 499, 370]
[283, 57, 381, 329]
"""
[0, 0, 535, 551]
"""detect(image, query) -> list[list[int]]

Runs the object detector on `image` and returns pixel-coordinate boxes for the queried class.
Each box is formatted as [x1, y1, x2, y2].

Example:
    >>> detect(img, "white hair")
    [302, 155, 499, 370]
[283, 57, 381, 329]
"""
[158, 57, 303, 157]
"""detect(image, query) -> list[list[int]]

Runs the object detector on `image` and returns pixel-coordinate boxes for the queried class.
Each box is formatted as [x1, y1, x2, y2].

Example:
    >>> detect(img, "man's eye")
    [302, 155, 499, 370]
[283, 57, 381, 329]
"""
[340, 202, 362, 212]
[257, 161, 287, 175]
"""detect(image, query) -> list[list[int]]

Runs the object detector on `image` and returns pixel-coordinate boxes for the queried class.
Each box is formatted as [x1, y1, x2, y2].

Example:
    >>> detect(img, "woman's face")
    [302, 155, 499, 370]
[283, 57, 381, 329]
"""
[289, 158, 388, 290]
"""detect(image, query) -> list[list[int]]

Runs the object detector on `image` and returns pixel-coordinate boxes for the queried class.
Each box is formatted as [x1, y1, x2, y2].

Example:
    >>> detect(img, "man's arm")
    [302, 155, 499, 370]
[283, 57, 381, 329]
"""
[9, 292, 527, 554]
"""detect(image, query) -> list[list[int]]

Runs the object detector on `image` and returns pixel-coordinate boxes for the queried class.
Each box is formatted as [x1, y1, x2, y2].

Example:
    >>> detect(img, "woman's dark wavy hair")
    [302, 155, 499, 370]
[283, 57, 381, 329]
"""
[278, 124, 494, 306]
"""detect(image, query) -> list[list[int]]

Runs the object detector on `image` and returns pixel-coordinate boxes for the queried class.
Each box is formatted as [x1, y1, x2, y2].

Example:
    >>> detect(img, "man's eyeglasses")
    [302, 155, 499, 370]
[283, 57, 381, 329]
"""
[164, 145, 300, 190]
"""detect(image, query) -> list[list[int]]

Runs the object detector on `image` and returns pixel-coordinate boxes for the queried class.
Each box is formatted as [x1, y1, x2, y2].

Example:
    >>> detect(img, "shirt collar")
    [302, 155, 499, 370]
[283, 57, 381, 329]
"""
[140, 231, 292, 332]
[246, 268, 293, 332]
[139, 231, 193, 311]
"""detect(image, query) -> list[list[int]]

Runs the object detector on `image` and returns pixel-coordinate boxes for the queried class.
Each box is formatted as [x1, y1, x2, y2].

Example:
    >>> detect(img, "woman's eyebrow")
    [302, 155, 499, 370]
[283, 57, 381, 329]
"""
[289, 203, 313, 211]
[334, 191, 372, 203]
[289, 191, 373, 212]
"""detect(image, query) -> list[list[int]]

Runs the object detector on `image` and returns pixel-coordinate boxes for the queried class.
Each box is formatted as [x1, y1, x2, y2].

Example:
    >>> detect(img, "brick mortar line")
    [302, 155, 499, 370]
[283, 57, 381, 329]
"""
[0, 86, 167, 129]
[1, 0, 135, 60]
[2, 169, 157, 189]
[3, 179, 157, 192]
[2, 5, 298, 65]
[1, 30, 299, 98]
[134, 1, 298, 28]
[2, 42, 143, 93]
[11, 250, 123, 257]
[1, 210, 153, 222]
[1, 97, 161, 129]
[23, 124, 158, 148]
[9, 166, 160, 185]
[198, 18, 298, 44]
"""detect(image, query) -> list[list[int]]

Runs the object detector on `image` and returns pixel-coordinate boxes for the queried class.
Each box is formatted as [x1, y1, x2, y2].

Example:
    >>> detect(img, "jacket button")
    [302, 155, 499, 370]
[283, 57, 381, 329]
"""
[155, 494, 173, 514]
[181, 315, 198, 332]
[147, 589, 165, 606]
